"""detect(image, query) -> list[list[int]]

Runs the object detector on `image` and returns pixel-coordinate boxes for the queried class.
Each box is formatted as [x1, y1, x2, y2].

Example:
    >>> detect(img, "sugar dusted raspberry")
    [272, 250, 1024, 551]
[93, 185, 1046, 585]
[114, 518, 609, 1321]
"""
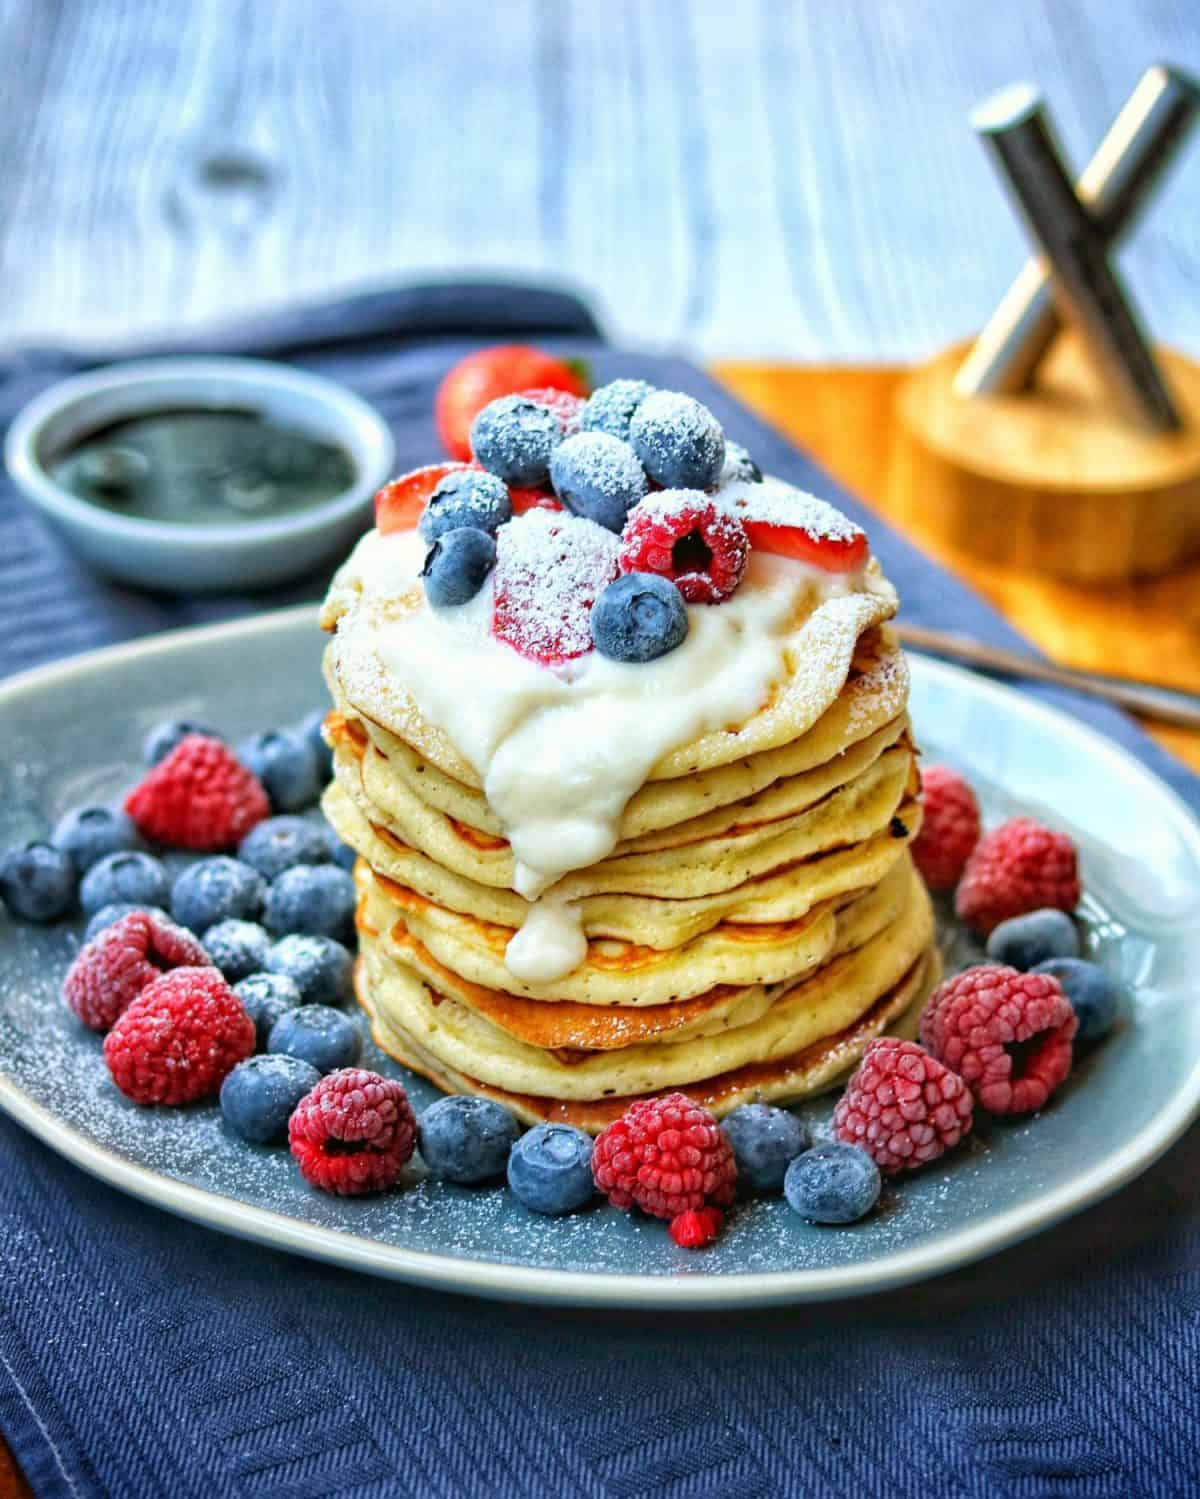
[125, 735, 270, 852]
[491, 508, 620, 665]
[103, 967, 254, 1106]
[63, 909, 212, 1032]
[619, 492, 748, 604]
[912, 763, 981, 892]
[288, 1068, 416, 1195]
[955, 817, 1080, 935]
[592, 1092, 737, 1218]
[920, 964, 1077, 1116]
[833, 1038, 973, 1174]
[668, 1206, 724, 1249]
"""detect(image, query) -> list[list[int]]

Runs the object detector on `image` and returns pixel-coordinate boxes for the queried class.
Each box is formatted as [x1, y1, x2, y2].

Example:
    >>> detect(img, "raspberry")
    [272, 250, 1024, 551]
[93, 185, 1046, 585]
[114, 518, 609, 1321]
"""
[288, 1068, 416, 1195]
[63, 909, 211, 1032]
[103, 967, 254, 1105]
[592, 1092, 737, 1218]
[920, 964, 1077, 1116]
[491, 508, 620, 664]
[833, 1038, 974, 1175]
[125, 734, 270, 852]
[619, 492, 748, 604]
[668, 1206, 724, 1249]
[955, 817, 1080, 935]
[912, 764, 981, 891]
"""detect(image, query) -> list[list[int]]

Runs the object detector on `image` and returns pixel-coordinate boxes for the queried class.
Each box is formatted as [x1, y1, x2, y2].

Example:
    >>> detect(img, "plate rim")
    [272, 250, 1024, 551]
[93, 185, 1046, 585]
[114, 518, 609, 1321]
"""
[2, 609, 1200, 1309]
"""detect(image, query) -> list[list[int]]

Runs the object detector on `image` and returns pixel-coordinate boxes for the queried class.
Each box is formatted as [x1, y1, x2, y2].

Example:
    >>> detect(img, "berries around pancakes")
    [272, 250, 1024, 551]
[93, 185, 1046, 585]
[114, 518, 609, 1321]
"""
[592, 1092, 737, 1230]
[125, 735, 269, 852]
[955, 817, 1081, 936]
[289, 1068, 417, 1196]
[912, 763, 981, 892]
[833, 1037, 974, 1175]
[63, 909, 211, 1033]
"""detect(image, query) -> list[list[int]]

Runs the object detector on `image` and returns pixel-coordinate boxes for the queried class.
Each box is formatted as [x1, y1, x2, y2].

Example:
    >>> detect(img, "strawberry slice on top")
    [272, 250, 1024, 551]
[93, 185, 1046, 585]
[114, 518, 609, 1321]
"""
[375, 463, 469, 534]
[723, 482, 868, 573]
[492, 509, 620, 666]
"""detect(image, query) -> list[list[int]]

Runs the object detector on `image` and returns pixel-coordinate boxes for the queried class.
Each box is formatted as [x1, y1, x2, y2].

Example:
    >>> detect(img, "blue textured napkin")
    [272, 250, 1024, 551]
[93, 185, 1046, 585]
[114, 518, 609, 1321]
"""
[1, 286, 1198, 1499]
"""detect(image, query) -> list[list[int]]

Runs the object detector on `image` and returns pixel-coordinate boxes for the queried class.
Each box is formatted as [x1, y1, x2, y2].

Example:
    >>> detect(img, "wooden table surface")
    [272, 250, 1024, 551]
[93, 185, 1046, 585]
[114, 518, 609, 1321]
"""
[3, 359, 1199, 1498]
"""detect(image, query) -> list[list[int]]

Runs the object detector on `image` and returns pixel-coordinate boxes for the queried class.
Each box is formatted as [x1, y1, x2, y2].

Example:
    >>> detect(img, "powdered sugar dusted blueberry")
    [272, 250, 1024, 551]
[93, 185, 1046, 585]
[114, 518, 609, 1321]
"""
[550, 430, 647, 533]
[629, 390, 725, 490]
[470, 395, 563, 487]
[591, 572, 688, 662]
[492, 508, 621, 665]
[418, 468, 511, 542]
[421, 526, 496, 608]
[579, 378, 654, 441]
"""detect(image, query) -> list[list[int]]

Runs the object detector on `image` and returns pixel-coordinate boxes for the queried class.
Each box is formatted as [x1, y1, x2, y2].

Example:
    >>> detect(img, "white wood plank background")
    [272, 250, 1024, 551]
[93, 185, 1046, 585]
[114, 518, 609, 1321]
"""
[1, 0, 1197, 360]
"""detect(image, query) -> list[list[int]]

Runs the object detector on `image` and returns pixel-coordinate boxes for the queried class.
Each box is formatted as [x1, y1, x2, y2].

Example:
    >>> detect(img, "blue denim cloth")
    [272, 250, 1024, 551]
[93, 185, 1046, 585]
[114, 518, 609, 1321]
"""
[0, 287, 1197, 1498]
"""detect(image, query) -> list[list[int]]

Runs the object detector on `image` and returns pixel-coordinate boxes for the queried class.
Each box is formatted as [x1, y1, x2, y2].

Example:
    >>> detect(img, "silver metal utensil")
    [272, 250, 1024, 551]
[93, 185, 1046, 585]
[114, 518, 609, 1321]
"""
[895, 622, 1200, 730]
[964, 82, 1181, 429]
[956, 65, 1199, 398]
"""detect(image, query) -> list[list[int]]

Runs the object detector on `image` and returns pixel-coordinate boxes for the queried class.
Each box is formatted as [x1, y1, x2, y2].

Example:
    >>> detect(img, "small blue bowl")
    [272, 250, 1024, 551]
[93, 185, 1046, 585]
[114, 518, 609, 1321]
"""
[4, 357, 395, 592]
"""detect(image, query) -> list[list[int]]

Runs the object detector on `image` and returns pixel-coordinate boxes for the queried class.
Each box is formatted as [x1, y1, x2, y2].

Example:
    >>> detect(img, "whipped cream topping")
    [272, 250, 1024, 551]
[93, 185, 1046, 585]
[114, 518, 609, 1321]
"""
[334, 476, 876, 983]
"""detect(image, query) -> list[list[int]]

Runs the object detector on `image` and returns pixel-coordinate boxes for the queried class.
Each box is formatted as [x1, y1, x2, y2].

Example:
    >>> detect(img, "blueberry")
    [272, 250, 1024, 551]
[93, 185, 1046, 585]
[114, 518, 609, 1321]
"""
[324, 828, 357, 871]
[421, 527, 497, 608]
[143, 718, 219, 766]
[722, 1103, 810, 1193]
[784, 1142, 881, 1224]
[987, 909, 1080, 970]
[238, 729, 322, 812]
[298, 709, 333, 779]
[220, 1054, 321, 1144]
[1033, 957, 1126, 1042]
[203, 918, 271, 982]
[630, 391, 726, 490]
[234, 971, 303, 1048]
[0, 842, 76, 923]
[51, 805, 139, 873]
[84, 902, 170, 942]
[550, 431, 647, 533]
[720, 442, 762, 485]
[418, 1095, 520, 1184]
[506, 1123, 594, 1214]
[470, 396, 562, 487]
[591, 573, 688, 663]
[268, 1005, 361, 1073]
[579, 379, 655, 442]
[418, 469, 511, 543]
[79, 851, 167, 915]
[170, 857, 265, 935]
[238, 816, 330, 880]
[265, 933, 353, 1005]
[264, 863, 356, 942]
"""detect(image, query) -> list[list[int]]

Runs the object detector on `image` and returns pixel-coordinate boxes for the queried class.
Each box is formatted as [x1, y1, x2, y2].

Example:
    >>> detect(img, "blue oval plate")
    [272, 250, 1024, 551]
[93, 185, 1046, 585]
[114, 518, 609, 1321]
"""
[1, 609, 1198, 1308]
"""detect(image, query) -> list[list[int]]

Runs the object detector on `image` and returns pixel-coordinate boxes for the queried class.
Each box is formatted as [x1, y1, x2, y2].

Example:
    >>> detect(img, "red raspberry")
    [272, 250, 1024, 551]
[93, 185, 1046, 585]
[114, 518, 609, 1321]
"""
[619, 493, 748, 604]
[912, 763, 981, 892]
[125, 734, 270, 851]
[955, 816, 1080, 935]
[920, 964, 1077, 1116]
[592, 1092, 737, 1218]
[833, 1037, 973, 1175]
[668, 1206, 724, 1249]
[515, 386, 584, 437]
[288, 1068, 416, 1196]
[63, 910, 211, 1032]
[103, 967, 254, 1106]
[492, 509, 620, 664]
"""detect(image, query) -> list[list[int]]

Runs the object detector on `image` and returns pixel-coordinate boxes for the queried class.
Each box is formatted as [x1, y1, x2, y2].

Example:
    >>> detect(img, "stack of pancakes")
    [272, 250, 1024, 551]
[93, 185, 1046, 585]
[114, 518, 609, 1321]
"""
[320, 551, 937, 1131]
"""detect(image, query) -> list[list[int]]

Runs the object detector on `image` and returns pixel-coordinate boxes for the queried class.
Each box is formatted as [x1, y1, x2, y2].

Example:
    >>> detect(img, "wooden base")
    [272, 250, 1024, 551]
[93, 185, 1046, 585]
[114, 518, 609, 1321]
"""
[893, 335, 1200, 582]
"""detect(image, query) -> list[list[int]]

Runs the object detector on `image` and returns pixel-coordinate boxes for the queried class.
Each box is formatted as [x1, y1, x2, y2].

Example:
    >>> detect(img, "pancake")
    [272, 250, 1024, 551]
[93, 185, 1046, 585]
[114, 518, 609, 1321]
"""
[358, 947, 939, 1131]
[354, 869, 933, 1102]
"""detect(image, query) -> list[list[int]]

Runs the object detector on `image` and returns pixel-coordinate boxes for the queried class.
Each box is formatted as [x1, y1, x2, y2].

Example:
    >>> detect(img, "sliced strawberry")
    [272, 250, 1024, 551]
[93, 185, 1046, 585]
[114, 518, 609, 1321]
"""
[509, 487, 565, 516]
[492, 510, 619, 666]
[375, 463, 467, 534]
[723, 486, 868, 574]
[742, 520, 868, 573]
[435, 346, 588, 461]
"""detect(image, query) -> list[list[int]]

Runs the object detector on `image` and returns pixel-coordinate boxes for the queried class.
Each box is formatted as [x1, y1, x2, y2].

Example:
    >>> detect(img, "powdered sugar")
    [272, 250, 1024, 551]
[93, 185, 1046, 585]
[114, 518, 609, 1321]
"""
[718, 476, 864, 543]
[492, 509, 621, 664]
